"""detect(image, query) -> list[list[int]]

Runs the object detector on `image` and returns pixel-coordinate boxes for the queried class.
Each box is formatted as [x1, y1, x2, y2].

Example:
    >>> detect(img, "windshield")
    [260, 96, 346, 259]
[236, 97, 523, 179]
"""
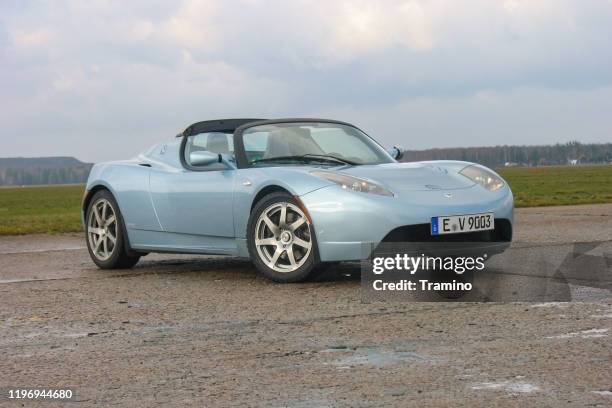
[242, 122, 394, 167]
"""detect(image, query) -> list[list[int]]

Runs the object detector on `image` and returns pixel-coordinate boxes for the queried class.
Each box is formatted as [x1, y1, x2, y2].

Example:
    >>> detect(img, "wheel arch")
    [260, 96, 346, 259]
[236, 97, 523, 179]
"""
[247, 184, 319, 262]
[250, 185, 292, 213]
[82, 184, 141, 257]
[82, 184, 110, 214]
[246, 187, 322, 280]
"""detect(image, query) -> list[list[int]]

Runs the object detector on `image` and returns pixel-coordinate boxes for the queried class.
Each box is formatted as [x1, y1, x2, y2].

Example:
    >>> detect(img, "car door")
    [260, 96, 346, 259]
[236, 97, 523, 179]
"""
[148, 135, 236, 249]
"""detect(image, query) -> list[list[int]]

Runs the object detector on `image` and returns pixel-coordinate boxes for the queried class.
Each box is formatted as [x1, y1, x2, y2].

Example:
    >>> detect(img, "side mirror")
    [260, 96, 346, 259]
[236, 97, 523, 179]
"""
[189, 151, 220, 167]
[387, 145, 405, 161]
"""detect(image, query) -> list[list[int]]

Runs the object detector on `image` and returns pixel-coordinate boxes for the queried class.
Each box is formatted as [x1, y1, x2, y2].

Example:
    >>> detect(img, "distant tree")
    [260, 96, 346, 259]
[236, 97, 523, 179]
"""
[400, 143, 612, 168]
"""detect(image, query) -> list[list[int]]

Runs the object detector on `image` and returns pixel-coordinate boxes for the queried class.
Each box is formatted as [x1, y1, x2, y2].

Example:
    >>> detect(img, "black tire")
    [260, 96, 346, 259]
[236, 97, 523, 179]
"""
[85, 190, 140, 269]
[247, 192, 319, 282]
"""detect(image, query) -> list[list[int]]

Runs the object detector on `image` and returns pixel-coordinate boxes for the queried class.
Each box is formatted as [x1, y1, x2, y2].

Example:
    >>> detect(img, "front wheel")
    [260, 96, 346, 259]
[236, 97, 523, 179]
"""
[247, 192, 319, 282]
[85, 190, 140, 269]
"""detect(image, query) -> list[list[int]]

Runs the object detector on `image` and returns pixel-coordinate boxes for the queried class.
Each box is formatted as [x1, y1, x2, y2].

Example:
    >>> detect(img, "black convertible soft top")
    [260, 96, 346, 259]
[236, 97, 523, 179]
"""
[180, 118, 364, 137]
[180, 118, 264, 137]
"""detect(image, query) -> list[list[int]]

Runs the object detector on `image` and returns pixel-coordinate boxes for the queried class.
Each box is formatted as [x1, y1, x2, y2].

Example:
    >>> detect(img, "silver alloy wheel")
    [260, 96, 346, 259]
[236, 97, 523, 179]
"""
[255, 202, 312, 273]
[87, 198, 118, 261]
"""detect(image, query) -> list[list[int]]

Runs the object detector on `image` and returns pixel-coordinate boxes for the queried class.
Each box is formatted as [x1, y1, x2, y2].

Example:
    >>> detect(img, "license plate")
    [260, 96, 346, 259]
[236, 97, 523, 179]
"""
[431, 213, 494, 235]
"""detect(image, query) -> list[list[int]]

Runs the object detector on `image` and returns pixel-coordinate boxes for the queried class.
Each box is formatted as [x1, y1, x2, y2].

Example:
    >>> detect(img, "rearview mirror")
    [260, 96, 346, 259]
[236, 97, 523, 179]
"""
[387, 145, 405, 161]
[189, 151, 220, 167]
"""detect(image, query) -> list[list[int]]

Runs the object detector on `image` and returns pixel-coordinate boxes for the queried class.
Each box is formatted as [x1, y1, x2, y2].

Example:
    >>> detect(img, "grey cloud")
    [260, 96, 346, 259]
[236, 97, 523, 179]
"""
[1, 0, 611, 162]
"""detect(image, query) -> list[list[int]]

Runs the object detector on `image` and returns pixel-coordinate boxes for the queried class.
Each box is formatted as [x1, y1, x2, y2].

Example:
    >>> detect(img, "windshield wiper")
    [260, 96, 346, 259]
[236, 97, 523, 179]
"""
[251, 154, 356, 166]
[250, 156, 313, 165]
[302, 154, 357, 165]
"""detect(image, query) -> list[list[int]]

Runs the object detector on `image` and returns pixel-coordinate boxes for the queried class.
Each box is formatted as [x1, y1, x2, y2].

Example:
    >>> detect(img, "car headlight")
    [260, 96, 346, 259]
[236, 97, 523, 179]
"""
[459, 165, 505, 191]
[311, 171, 394, 197]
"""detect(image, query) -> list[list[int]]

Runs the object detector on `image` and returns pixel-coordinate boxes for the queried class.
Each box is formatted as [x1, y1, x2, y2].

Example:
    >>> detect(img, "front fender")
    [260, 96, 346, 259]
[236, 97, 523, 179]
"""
[232, 167, 333, 239]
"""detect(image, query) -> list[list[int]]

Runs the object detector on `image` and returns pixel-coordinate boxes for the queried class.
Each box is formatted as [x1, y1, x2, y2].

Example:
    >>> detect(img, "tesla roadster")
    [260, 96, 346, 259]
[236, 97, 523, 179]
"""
[83, 118, 513, 282]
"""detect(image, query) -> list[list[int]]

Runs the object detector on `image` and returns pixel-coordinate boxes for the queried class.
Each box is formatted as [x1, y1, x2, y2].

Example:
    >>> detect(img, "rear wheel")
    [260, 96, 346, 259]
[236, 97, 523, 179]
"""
[247, 192, 319, 282]
[85, 190, 140, 269]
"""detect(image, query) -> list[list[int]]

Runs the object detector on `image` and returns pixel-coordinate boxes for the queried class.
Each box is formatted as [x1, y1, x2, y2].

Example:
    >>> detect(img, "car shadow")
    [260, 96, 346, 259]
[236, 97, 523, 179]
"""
[116, 256, 362, 283]
[309, 262, 362, 282]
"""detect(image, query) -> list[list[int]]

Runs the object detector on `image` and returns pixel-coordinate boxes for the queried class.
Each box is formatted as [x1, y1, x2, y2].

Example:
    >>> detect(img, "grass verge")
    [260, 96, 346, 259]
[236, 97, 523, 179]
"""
[0, 165, 611, 235]
[498, 165, 612, 207]
[0, 184, 84, 235]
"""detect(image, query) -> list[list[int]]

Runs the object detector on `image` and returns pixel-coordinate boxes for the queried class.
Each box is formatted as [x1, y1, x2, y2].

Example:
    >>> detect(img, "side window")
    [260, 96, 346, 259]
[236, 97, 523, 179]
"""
[184, 132, 233, 169]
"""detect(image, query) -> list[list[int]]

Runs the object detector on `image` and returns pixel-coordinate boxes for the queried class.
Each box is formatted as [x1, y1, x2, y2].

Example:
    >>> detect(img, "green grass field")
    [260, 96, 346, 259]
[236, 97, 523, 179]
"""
[497, 165, 612, 207]
[0, 165, 611, 235]
[0, 184, 84, 235]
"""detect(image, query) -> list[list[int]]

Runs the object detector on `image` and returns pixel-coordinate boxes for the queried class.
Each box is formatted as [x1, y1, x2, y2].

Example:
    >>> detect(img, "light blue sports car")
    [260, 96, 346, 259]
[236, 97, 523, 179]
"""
[83, 118, 513, 282]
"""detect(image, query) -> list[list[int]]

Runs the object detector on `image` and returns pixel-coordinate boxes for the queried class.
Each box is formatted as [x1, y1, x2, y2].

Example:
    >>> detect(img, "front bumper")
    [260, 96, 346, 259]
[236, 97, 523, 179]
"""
[300, 184, 514, 261]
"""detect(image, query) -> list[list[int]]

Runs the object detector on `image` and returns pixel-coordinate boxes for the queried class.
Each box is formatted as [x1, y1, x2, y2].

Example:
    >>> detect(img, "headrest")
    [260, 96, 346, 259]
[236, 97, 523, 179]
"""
[207, 133, 230, 154]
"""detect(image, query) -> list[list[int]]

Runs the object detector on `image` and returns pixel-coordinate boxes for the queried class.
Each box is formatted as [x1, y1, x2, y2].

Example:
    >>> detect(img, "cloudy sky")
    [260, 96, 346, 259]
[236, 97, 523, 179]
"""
[1, 0, 611, 162]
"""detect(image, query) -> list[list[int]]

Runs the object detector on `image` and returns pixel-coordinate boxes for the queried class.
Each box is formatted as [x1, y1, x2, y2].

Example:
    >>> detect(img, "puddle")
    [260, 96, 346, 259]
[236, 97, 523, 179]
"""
[546, 328, 609, 339]
[471, 381, 540, 394]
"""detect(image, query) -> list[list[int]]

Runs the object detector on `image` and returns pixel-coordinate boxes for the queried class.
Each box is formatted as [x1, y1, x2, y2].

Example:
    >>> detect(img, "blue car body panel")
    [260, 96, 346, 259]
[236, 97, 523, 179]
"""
[301, 182, 513, 261]
[85, 131, 514, 261]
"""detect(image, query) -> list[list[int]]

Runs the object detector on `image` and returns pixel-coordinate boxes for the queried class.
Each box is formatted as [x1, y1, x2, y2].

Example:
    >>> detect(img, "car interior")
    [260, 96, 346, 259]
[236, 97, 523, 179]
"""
[263, 128, 326, 158]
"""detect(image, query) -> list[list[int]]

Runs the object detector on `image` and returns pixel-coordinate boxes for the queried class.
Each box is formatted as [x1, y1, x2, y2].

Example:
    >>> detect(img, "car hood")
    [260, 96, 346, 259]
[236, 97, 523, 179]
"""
[330, 162, 476, 193]
[255, 161, 481, 197]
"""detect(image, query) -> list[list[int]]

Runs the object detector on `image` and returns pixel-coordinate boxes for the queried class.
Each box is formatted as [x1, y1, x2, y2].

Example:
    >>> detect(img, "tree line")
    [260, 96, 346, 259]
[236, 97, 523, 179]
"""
[1, 142, 611, 186]
[0, 166, 92, 186]
[400, 142, 612, 168]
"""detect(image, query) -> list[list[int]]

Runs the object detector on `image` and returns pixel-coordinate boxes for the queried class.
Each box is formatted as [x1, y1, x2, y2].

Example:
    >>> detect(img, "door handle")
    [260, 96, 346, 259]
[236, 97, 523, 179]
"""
[242, 180, 252, 186]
